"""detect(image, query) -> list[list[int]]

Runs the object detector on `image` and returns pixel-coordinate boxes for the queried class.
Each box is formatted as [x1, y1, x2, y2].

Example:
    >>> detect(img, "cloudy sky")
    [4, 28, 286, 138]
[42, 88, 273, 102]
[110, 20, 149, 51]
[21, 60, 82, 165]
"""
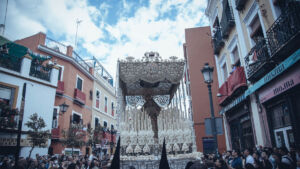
[0, 0, 208, 78]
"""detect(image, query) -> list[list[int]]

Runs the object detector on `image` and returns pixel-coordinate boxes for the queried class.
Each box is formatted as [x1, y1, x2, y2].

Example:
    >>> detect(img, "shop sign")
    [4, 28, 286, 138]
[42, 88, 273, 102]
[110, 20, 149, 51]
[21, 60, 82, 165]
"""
[0, 138, 31, 146]
[219, 49, 300, 114]
[259, 66, 300, 103]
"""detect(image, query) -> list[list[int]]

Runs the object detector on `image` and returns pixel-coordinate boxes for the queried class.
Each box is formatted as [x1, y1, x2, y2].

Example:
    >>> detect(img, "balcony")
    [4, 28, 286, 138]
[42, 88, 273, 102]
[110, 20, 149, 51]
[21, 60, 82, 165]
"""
[235, 0, 248, 11]
[218, 67, 247, 106]
[220, 1, 235, 39]
[51, 127, 60, 139]
[218, 81, 228, 106]
[74, 88, 86, 105]
[111, 132, 116, 143]
[227, 67, 247, 96]
[0, 43, 25, 72]
[1, 39, 59, 87]
[213, 27, 225, 55]
[56, 81, 64, 95]
[245, 39, 273, 83]
[266, 1, 300, 62]
[29, 59, 52, 81]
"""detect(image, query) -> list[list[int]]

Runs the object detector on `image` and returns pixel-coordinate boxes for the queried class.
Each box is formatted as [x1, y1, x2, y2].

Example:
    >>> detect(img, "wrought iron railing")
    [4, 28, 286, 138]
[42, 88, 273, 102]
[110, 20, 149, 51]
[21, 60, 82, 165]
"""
[72, 51, 90, 72]
[213, 27, 225, 55]
[29, 59, 52, 81]
[45, 37, 67, 55]
[220, 3, 235, 39]
[235, 0, 248, 11]
[244, 39, 270, 80]
[0, 53, 22, 72]
[266, 1, 300, 58]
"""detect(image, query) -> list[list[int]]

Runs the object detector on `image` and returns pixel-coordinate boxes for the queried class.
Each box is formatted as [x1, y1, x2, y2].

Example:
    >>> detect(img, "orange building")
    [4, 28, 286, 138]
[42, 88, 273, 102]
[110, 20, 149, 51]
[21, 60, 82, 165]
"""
[184, 26, 226, 153]
[16, 32, 94, 155]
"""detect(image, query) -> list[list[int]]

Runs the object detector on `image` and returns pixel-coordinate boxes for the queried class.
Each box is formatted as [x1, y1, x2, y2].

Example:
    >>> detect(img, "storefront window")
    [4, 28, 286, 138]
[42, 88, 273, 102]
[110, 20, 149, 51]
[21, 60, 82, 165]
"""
[271, 103, 291, 129]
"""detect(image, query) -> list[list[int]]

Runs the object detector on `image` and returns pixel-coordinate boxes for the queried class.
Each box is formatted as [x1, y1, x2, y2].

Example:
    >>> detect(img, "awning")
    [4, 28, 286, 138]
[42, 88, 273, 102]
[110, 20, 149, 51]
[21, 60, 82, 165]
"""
[219, 48, 300, 114]
[0, 35, 51, 61]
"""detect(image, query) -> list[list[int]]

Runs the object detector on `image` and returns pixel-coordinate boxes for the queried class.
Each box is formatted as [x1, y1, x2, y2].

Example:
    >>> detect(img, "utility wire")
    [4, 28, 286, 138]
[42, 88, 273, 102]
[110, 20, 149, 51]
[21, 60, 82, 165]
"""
[2, 0, 9, 35]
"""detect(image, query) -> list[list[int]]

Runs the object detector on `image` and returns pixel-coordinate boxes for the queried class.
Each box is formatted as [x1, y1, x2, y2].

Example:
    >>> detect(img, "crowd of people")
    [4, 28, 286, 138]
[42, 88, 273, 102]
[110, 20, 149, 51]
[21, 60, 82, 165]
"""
[0, 152, 112, 169]
[1, 146, 300, 169]
[186, 146, 300, 169]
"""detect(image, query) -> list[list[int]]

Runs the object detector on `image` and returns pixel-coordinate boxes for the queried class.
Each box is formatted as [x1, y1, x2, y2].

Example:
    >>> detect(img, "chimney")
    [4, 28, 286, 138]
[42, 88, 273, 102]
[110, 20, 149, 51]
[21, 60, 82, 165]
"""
[38, 32, 46, 46]
[66, 45, 73, 57]
[89, 67, 94, 75]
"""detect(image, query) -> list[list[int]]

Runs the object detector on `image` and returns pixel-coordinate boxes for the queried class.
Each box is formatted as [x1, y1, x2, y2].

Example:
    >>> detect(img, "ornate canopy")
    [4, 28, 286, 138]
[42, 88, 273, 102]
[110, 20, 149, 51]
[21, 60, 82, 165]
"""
[118, 52, 185, 99]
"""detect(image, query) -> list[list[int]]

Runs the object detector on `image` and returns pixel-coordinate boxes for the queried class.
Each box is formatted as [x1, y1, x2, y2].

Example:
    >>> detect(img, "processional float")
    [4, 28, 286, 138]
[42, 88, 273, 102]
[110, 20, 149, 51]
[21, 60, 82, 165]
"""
[116, 52, 202, 168]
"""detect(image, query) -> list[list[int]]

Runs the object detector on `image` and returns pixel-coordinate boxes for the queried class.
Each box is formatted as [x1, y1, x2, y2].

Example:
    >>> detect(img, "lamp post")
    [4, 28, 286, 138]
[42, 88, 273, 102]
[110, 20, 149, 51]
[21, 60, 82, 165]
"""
[59, 102, 69, 115]
[201, 63, 218, 154]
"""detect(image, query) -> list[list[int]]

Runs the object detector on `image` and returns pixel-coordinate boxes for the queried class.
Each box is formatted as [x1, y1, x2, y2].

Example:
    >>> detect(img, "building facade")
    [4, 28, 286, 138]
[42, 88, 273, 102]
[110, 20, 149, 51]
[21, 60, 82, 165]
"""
[91, 57, 117, 155]
[205, 0, 300, 150]
[184, 27, 226, 153]
[0, 36, 59, 157]
[16, 32, 117, 155]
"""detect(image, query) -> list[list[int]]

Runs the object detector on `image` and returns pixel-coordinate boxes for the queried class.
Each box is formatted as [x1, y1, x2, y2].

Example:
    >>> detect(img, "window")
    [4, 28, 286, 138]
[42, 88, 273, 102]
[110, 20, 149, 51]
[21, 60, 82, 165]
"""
[58, 67, 62, 81]
[72, 113, 81, 124]
[96, 90, 100, 109]
[212, 16, 220, 36]
[0, 85, 15, 108]
[111, 124, 114, 130]
[103, 121, 107, 128]
[89, 90, 93, 100]
[95, 117, 99, 127]
[111, 102, 114, 116]
[57, 65, 64, 81]
[76, 76, 83, 91]
[249, 15, 264, 44]
[231, 47, 241, 67]
[271, 103, 291, 129]
[96, 90, 100, 98]
[104, 97, 108, 113]
[52, 107, 59, 128]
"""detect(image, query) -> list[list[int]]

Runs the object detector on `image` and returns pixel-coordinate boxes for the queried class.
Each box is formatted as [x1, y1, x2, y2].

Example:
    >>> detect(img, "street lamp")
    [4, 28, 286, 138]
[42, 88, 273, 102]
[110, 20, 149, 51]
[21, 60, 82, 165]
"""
[59, 102, 69, 115]
[201, 63, 219, 154]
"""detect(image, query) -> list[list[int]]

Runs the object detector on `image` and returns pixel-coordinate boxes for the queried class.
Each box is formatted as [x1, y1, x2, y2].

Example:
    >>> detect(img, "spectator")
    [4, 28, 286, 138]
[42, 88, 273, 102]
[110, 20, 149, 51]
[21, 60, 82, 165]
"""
[260, 151, 272, 169]
[253, 152, 263, 169]
[279, 147, 296, 169]
[190, 162, 208, 169]
[215, 158, 228, 169]
[231, 150, 243, 169]
[244, 148, 255, 166]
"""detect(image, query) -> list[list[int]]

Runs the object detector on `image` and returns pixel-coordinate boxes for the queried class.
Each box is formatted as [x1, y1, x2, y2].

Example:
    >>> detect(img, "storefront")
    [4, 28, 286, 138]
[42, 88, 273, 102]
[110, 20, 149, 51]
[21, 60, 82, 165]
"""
[226, 100, 254, 151]
[258, 64, 300, 149]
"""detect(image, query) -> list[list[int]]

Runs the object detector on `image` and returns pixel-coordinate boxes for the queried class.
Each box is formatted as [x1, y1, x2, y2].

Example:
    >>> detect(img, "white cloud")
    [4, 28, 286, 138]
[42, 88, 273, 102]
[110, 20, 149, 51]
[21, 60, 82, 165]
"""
[1, 0, 208, 82]
[100, 0, 208, 77]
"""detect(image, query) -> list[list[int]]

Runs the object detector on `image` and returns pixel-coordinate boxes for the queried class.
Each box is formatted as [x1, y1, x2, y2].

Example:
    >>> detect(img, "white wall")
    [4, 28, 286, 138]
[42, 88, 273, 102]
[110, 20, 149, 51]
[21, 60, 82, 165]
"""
[0, 57, 58, 158]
